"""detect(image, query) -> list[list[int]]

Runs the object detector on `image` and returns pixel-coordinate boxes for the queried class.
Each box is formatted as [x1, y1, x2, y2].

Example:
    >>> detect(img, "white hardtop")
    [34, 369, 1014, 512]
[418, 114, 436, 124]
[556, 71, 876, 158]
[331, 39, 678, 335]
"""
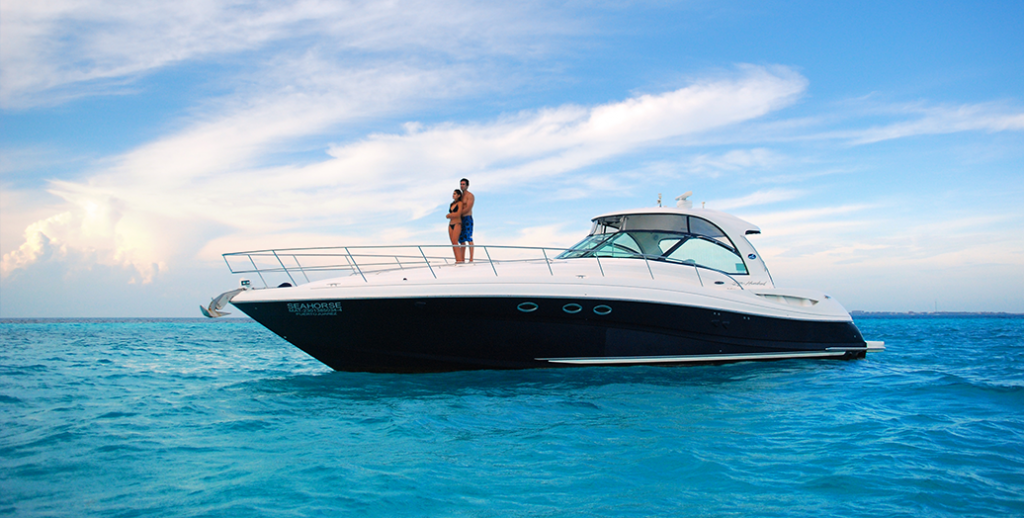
[590, 206, 761, 238]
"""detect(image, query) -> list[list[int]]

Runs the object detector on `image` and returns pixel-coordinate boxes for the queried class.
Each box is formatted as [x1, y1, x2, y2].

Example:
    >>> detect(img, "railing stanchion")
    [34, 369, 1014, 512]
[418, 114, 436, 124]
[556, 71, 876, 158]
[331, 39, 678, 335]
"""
[248, 255, 268, 287]
[542, 249, 553, 276]
[695, 266, 703, 287]
[272, 251, 297, 286]
[643, 254, 654, 280]
[419, 246, 437, 279]
[272, 250, 296, 286]
[345, 247, 367, 282]
[595, 255, 605, 277]
[484, 246, 498, 276]
[294, 255, 310, 284]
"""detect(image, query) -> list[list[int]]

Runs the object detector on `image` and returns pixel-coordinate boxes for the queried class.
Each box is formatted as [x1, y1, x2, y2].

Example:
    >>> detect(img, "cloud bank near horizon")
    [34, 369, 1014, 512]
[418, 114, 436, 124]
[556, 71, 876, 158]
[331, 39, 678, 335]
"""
[1, 66, 809, 281]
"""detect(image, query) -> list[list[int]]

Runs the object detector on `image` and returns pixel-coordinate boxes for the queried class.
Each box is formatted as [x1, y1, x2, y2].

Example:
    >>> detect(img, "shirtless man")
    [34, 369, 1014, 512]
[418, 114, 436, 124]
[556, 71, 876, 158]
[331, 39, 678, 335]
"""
[458, 178, 475, 262]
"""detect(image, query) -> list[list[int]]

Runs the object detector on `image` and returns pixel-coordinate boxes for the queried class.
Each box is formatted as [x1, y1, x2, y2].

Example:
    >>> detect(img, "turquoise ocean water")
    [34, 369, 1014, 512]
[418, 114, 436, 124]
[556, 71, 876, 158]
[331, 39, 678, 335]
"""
[2, 316, 1022, 517]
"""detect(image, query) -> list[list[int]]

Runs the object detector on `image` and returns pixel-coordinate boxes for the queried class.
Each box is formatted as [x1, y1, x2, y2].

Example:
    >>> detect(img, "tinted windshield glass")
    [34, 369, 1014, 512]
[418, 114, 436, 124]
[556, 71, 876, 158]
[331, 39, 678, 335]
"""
[591, 214, 733, 248]
[665, 237, 748, 274]
[558, 230, 747, 274]
[658, 237, 684, 254]
[591, 233, 641, 258]
[688, 217, 731, 246]
[621, 214, 688, 232]
[559, 234, 611, 258]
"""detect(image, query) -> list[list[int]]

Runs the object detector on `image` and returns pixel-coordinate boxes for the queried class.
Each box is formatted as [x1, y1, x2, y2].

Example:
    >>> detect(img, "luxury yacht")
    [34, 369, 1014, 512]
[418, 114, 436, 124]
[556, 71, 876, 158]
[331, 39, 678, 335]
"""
[203, 195, 883, 372]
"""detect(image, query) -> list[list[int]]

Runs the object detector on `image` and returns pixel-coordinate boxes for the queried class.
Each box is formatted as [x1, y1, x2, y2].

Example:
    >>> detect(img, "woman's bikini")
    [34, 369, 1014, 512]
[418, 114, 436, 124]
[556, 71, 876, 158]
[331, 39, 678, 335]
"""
[449, 202, 460, 230]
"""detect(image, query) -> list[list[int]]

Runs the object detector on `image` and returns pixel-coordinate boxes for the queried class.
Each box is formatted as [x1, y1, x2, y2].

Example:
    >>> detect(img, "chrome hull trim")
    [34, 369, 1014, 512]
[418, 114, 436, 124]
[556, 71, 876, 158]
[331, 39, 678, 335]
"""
[538, 350, 849, 365]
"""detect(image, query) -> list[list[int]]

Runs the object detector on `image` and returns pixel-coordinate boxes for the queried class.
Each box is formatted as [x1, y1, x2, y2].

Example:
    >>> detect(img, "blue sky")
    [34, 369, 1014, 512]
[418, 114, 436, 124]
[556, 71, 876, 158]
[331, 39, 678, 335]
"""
[1, 0, 1022, 317]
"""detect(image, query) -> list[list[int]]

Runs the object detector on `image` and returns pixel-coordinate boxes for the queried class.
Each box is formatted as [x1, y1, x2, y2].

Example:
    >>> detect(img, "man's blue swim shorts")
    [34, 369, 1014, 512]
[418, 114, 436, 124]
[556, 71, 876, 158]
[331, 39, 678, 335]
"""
[459, 215, 474, 243]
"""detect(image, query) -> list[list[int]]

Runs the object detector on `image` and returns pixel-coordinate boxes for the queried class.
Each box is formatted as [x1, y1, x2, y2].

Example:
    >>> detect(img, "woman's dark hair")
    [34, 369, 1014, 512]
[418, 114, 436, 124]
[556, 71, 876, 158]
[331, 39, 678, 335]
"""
[453, 189, 463, 200]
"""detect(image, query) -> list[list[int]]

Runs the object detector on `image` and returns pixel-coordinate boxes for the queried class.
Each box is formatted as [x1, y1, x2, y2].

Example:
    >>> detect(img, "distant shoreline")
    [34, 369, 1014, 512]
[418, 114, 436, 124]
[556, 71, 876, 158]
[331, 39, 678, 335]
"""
[0, 317, 256, 323]
[851, 311, 1023, 318]
[2, 313, 1022, 323]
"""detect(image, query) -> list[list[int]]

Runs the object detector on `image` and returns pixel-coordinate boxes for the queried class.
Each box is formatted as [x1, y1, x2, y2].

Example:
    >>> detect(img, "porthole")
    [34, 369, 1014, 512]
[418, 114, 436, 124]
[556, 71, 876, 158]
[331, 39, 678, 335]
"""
[593, 305, 612, 316]
[517, 302, 539, 313]
[563, 303, 583, 314]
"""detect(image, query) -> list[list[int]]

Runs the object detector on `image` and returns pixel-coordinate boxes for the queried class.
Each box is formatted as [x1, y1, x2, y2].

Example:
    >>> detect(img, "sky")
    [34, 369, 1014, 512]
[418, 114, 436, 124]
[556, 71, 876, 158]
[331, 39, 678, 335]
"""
[1, 0, 1022, 317]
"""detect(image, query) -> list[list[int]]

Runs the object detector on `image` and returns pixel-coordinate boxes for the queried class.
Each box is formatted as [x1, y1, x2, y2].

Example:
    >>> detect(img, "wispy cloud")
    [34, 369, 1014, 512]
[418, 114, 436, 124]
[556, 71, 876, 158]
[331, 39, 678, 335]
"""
[0, 145, 90, 179]
[846, 102, 1024, 144]
[0, 0, 574, 108]
[738, 204, 878, 237]
[678, 98, 1024, 149]
[769, 100, 1024, 146]
[2, 66, 807, 277]
[681, 147, 789, 177]
[710, 188, 807, 210]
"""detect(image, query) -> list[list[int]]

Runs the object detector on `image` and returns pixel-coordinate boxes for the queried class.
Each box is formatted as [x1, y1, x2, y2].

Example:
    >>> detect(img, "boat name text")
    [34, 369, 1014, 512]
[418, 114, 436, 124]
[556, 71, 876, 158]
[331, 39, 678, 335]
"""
[287, 302, 342, 316]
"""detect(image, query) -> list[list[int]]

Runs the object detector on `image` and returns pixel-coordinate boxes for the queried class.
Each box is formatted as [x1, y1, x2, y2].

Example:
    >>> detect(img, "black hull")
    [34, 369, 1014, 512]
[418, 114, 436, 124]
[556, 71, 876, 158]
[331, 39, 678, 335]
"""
[234, 296, 867, 373]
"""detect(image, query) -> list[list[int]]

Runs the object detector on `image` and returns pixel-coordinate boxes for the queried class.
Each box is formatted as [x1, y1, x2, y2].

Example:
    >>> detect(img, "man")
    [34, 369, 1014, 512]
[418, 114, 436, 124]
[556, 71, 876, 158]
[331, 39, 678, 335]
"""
[458, 178, 475, 262]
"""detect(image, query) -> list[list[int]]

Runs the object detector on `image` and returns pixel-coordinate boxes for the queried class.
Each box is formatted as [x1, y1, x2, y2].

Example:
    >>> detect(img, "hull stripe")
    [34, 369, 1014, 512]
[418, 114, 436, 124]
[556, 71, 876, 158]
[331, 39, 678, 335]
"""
[538, 350, 848, 365]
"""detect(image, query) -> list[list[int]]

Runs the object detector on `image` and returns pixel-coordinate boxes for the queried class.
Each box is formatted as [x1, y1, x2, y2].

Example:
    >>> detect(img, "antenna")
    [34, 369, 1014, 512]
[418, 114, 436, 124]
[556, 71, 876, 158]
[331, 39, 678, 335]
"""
[657, 193, 662, 207]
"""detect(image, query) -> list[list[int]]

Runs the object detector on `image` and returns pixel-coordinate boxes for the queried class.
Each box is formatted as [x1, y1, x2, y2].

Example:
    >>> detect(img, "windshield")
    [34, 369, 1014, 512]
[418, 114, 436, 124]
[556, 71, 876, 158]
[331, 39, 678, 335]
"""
[558, 230, 748, 275]
[590, 214, 734, 246]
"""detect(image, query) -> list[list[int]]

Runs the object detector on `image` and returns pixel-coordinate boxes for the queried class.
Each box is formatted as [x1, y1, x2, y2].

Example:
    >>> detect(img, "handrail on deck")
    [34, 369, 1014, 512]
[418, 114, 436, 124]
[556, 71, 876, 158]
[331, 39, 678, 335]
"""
[222, 244, 745, 290]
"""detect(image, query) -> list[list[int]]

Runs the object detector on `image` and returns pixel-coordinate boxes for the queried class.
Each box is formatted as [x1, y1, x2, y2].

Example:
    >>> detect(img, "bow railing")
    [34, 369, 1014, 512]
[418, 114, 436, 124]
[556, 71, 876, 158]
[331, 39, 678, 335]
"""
[222, 244, 743, 290]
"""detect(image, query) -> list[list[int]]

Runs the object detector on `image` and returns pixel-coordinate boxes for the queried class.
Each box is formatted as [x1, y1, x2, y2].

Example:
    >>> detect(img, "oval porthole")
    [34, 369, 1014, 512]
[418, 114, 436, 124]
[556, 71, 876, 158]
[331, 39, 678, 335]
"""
[517, 302, 539, 313]
[748, 254, 757, 260]
[714, 281, 725, 285]
[563, 303, 583, 314]
[593, 305, 612, 316]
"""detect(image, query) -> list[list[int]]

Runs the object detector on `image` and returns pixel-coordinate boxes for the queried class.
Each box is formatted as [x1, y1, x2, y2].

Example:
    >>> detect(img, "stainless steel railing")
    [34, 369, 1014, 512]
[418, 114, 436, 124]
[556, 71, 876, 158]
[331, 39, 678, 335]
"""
[222, 244, 744, 290]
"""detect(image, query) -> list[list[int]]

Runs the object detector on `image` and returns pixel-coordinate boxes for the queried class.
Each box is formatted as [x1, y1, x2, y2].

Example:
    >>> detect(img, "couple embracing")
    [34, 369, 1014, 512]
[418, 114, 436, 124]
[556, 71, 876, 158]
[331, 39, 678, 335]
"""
[446, 178, 475, 263]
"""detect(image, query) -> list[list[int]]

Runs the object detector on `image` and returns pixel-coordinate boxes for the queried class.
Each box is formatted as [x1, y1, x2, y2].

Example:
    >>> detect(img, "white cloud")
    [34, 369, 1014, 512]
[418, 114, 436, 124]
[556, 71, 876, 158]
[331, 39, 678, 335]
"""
[504, 224, 586, 249]
[1, 212, 69, 275]
[848, 102, 1024, 144]
[680, 147, 790, 178]
[306, 65, 807, 192]
[738, 204, 878, 239]
[674, 99, 1024, 150]
[745, 204, 1023, 275]
[0, 0, 574, 108]
[790, 101, 1024, 146]
[710, 188, 807, 210]
[2, 66, 807, 279]
[0, 205, 167, 284]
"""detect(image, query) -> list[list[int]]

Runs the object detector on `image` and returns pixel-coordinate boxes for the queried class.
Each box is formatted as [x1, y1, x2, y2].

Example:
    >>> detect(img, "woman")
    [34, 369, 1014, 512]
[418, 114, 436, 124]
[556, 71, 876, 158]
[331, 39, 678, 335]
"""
[446, 189, 465, 263]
